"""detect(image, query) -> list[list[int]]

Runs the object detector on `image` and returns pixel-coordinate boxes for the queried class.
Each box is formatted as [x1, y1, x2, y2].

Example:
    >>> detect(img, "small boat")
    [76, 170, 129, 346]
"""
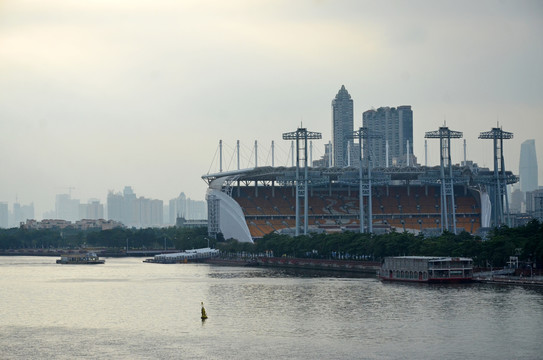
[56, 252, 105, 265]
[378, 256, 473, 283]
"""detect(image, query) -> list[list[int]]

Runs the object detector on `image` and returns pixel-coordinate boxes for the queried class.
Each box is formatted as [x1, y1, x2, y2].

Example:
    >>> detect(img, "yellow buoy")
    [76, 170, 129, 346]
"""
[201, 302, 208, 320]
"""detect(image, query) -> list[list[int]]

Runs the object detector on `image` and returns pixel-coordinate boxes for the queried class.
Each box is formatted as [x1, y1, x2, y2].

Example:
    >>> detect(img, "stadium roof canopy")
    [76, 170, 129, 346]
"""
[202, 165, 516, 187]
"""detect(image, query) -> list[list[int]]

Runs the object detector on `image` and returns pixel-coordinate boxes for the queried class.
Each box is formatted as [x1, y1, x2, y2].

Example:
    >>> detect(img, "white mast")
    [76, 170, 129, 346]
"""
[219, 139, 223, 172]
[291, 141, 294, 166]
[310, 140, 313, 167]
[254, 140, 258, 167]
[272, 140, 275, 167]
[237, 140, 240, 170]
[425, 140, 428, 167]
[385, 140, 389, 168]
[406, 140, 410, 166]
[347, 140, 351, 167]
[328, 141, 332, 168]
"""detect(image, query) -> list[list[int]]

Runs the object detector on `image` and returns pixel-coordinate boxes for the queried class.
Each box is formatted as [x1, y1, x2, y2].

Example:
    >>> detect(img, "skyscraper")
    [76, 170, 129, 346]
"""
[519, 139, 538, 192]
[331, 85, 353, 167]
[12, 202, 34, 227]
[362, 105, 414, 167]
[55, 194, 79, 221]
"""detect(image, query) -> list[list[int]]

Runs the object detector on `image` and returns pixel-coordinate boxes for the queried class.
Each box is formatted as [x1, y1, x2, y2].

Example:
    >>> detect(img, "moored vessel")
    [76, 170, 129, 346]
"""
[379, 256, 473, 283]
[143, 247, 220, 264]
[56, 252, 105, 265]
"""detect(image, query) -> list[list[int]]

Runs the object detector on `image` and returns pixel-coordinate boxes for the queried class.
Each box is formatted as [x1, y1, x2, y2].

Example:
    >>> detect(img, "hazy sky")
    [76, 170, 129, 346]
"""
[1, 0, 542, 219]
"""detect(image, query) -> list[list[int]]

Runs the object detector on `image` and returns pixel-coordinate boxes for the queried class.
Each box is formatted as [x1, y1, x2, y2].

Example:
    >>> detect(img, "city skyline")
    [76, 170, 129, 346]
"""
[0, 187, 206, 226]
[1, 0, 542, 218]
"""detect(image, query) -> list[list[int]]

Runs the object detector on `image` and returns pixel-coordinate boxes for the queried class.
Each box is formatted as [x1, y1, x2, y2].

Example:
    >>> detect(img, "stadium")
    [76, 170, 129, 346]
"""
[202, 126, 518, 243]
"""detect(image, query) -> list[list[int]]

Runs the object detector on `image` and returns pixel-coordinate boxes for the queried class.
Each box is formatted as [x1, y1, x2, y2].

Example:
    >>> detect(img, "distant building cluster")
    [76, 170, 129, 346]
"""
[107, 186, 163, 228]
[509, 139, 542, 223]
[22, 218, 123, 231]
[0, 186, 207, 229]
[168, 192, 207, 225]
[106, 187, 207, 228]
[53, 194, 104, 222]
[0, 201, 34, 228]
[314, 85, 416, 168]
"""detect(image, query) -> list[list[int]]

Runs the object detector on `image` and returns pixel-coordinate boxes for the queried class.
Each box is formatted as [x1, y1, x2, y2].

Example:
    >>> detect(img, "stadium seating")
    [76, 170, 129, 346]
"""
[231, 184, 481, 238]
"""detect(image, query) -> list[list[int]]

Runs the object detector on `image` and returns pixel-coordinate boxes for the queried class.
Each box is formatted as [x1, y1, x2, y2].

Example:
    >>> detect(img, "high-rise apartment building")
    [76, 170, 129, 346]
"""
[169, 192, 207, 224]
[55, 194, 79, 222]
[107, 191, 123, 222]
[80, 199, 104, 220]
[170, 192, 187, 224]
[331, 85, 354, 167]
[519, 139, 538, 192]
[526, 189, 543, 220]
[107, 187, 163, 227]
[362, 105, 414, 168]
[12, 202, 34, 227]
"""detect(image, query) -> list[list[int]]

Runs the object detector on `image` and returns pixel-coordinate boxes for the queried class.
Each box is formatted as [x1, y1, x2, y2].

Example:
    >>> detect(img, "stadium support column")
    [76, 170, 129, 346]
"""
[425, 126, 462, 234]
[478, 127, 513, 227]
[349, 127, 381, 233]
[207, 194, 220, 238]
[283, 127, 322, 236]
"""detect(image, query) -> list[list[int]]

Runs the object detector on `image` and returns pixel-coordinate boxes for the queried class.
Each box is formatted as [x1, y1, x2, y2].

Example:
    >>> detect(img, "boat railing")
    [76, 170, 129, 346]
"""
[429, 262, 472, 270]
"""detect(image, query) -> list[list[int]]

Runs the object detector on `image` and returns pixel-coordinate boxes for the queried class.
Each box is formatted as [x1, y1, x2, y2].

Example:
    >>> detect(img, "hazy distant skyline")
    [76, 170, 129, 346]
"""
[1, 0, 542, 219]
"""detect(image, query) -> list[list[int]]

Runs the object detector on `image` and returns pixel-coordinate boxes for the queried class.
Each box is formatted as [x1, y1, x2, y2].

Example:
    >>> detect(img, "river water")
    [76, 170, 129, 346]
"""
[1, 256, 542, 359]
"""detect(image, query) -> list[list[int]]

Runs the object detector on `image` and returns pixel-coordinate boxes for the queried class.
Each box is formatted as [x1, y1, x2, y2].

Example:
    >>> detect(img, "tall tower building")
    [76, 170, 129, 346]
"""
[362, 105, 414, 167]
[519, 139, 538, 192]
[107, 191, 123, 222]
[331, 85, 353, 167]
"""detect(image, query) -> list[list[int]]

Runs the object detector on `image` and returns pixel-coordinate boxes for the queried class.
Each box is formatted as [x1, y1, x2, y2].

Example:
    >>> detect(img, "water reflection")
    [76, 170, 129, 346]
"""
[1, 257, 542, 360]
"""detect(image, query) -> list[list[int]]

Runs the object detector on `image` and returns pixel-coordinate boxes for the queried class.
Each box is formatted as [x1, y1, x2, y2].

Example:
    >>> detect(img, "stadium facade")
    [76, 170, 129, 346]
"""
[203, 88, 518, 242]
[202, 162, 518, 242]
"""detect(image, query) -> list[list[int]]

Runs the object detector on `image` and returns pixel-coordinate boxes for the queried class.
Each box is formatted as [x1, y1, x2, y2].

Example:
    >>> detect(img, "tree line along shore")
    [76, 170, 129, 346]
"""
[0, 220, 542, 270]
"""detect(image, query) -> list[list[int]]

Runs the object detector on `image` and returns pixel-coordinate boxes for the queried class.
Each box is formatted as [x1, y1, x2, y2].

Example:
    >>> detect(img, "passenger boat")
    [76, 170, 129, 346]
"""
[143, 247, 220, 264]
[378, 256, 473, 283]
[56, 252, 105, 265]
